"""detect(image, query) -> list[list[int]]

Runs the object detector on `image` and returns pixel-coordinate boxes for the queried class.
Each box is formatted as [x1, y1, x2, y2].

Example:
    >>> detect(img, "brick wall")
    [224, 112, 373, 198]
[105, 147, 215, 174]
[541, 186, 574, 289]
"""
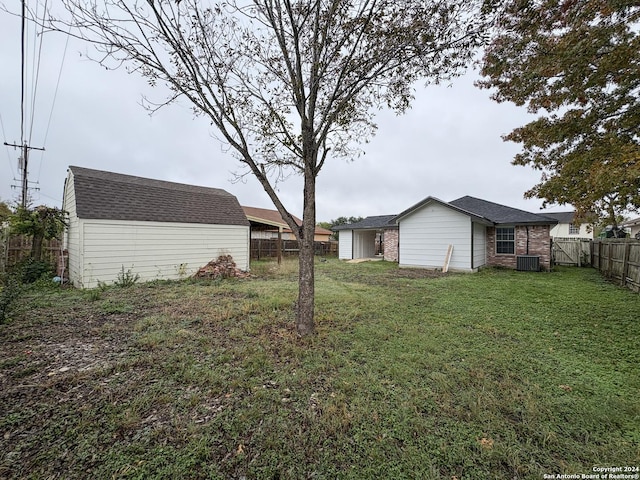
[383, 228, 399, 262]
[486, 225, 552, 270]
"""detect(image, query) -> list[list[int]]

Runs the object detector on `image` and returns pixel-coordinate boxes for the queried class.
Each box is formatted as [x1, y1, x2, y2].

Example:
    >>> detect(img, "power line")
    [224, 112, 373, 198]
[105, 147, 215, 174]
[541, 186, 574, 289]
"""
[20, 0, 26, 145]
[10, 0, 45, 208]
[0, 112, 16, 180]
[4, 141, 45, 208]
[37, 1, 69, 182]
[28, 0, 46, 146]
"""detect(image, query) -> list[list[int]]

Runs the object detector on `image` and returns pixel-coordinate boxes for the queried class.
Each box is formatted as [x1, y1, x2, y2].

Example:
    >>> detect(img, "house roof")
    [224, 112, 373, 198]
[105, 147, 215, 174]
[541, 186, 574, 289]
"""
[394, 196, 493, 226]
[332, 214, 398, 231]
[622, 217, 640, 227]
[449, 196, 558, 226]
[392, 195, 557, 226]
[68, 166, 249, 226]
[242, 205, 333, 236]
[541, 211, 575, 224]
[243, 205, 290, 229]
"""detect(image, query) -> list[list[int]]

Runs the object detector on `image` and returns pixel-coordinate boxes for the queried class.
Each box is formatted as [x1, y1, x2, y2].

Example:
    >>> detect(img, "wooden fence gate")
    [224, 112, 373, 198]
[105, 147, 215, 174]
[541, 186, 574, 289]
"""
[552, 238, 592, 267]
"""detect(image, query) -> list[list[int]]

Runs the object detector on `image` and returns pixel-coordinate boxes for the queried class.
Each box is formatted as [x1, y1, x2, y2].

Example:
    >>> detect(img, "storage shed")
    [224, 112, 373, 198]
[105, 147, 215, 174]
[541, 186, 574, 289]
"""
[62, 166, 250, 288]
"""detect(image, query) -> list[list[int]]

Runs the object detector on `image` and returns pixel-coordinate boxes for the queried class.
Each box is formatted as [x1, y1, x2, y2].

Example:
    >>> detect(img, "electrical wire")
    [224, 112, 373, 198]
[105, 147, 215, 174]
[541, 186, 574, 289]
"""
[28, 0, 47, 146]
[34, 0, 67, 183]
[0, 111, 17, 180]
[20, 0, 26, 146]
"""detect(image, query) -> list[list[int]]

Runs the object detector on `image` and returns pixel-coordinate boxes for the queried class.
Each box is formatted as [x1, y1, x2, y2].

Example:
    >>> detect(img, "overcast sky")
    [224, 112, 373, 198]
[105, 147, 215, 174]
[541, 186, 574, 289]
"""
[0, 7, 571, 223]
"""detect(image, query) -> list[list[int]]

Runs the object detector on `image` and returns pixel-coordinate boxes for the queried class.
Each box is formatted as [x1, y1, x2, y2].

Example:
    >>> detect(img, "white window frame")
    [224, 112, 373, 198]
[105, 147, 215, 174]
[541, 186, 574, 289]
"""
[496, 226, 515, 255]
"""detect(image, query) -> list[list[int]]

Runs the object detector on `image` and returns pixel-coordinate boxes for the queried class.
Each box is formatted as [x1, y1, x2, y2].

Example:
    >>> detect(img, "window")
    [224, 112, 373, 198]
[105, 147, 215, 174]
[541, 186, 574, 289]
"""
[569, 224, 580, 235]
[496, 227, 515, 254]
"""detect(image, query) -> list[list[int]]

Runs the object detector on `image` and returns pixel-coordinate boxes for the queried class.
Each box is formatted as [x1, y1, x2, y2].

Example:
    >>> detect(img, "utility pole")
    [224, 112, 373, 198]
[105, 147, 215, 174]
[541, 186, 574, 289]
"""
[3, 1, 44, 208]
[4, 141, 45, 208]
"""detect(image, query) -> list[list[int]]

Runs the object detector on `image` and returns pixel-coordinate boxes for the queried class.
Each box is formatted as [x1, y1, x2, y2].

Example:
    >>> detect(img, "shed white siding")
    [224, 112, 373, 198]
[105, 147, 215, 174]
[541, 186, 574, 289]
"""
[398, 202, 473, 271]
[62, 175, 81, 283]
[338, 230, 353, 260]
[63, 167, 250, 288]
[472, 222, 487, 269]
[73, 219, 249, 288]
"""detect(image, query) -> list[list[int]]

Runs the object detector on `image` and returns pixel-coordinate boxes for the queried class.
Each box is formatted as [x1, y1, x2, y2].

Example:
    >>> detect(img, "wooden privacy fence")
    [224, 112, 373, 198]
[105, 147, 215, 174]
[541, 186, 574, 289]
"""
[552, 238, 593, 266]
[1, 233, 64, 273]
[251, 239, 337, 260]
[592, 239, 640, 293]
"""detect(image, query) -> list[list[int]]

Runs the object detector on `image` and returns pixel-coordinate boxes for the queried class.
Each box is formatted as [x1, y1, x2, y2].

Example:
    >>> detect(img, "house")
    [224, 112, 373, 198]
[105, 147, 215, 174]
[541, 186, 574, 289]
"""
[335, 196, 558, 271]
[242, 206, 333, 242]
[544, 212, 594, 239]
[621, 217, 640, 240]
[332, 215, 398, 261]
[62, 166, 250, 288]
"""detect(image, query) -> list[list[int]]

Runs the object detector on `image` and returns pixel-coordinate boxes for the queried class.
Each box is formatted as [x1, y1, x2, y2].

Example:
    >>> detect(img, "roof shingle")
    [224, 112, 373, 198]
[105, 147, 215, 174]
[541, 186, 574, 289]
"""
[449, 196, 557, 225]
[69, 166, 249, 226]
[332, 214, 398, 231]
[541, 211, 575, 224]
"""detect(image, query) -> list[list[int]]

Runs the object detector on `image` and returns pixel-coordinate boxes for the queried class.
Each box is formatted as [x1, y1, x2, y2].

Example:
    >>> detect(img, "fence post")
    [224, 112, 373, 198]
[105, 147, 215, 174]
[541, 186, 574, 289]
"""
[277, 230, 282, 265]
[622, 241, 631, 287]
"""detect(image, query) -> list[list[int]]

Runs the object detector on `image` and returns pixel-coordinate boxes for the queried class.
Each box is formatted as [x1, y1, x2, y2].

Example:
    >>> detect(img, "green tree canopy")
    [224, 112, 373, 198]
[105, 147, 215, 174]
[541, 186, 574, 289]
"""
[10, 206, 66, 262]
[0, 201, 12, 223]
[478, 0, 640, 225]
[317, 216, 364, 240]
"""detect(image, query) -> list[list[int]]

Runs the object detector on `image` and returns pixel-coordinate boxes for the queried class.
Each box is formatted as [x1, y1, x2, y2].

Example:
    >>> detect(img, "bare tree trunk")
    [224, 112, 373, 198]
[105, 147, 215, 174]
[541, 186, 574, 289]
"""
[296, 166, 316, 336]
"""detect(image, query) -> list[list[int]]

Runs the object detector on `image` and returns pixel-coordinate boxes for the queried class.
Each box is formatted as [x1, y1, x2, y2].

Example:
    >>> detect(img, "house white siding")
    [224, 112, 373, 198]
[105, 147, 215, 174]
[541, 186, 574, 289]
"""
[338, 230, 353, 260]
[399, 202, 473, 271]
[353, 230, 376, 258]
[550, 222, 593, 239]
[74, 219, 249, 288]
[472, 222, 487, 269]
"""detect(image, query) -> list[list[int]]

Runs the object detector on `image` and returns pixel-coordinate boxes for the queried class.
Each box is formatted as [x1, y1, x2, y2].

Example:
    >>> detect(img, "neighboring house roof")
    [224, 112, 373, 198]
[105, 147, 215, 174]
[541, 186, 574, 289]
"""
[242, 205, 333, 236]
[332, 214, 398, 231]
[622, 217, 640, 227]
[243, 205, 290, 229]
[449, 196, 557, 226]
[542, 211, 576, 224]
[315, 225, 334, 236]
[68, 166, 249, 226]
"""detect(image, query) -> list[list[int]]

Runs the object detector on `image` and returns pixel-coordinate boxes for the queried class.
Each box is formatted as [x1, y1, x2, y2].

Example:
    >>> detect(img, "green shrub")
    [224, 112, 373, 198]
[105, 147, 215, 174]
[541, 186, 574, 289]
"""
[0, 273, 22, 324]
[114, 266, 140, 288]
[10, 257, 55, 284]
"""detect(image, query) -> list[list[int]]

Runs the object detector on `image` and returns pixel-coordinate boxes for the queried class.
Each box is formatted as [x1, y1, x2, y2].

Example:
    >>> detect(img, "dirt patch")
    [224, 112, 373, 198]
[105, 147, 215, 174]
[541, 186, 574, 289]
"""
[386, 268, 447, 279]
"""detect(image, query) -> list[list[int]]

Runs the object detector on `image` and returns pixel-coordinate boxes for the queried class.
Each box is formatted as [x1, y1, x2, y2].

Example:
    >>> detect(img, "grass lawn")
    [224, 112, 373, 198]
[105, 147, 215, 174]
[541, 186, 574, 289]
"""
[1, 259, 639, 479]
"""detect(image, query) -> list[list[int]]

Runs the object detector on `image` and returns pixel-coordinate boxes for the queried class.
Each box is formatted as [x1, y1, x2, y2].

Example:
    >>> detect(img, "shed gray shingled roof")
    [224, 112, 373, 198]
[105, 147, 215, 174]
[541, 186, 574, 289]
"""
[331, 214, 398, 231]
[449, 196, 557, 226]
[69, 166, 249, 226]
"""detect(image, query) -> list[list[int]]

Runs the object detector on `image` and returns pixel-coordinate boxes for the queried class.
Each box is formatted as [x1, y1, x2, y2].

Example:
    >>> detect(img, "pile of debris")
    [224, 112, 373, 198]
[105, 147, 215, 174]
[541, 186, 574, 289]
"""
[193, 255, 250, 280]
